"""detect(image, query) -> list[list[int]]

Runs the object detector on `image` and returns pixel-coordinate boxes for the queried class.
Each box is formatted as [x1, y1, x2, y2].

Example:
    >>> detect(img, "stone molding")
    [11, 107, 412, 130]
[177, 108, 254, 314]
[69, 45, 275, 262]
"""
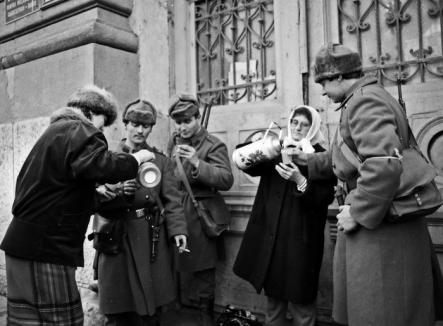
[0, 18, 138, 70]
[0, 0, 133, 43]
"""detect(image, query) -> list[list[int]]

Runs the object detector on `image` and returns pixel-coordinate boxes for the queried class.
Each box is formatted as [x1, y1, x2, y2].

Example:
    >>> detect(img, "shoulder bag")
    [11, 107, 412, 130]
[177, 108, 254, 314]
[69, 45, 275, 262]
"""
[338, 92, 442, 222]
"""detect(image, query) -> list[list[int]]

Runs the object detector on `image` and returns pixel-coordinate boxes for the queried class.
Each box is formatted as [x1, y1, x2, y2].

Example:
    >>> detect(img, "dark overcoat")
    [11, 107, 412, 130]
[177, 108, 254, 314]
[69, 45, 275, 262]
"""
[308, 76, 443, 325]
[97, 141, 188, 316]
[0, 108, 138, 267]
[168, 127, 234, 272]
[233, 145, 335, 303]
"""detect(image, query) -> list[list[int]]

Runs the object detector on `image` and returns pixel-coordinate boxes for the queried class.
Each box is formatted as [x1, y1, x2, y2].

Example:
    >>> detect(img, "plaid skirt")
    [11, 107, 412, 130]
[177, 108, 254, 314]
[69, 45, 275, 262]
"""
[5, 255, 83, 326]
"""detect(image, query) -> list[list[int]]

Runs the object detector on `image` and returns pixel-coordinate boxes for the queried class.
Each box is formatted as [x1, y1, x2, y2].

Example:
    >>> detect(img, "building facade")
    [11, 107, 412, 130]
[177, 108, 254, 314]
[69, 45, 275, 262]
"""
[0, 0, 442, 323]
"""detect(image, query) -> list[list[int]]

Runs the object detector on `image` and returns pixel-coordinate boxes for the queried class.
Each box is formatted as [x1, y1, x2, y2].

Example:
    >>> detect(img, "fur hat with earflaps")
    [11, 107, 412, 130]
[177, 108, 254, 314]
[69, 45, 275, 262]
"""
[122, 99, 157, 125]
[66, 85, 119, 126]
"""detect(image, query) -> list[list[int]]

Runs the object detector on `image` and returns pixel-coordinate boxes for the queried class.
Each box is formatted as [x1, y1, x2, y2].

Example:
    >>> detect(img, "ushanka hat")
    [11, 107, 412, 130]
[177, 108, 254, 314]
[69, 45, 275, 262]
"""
[168, 94, 200, 119]
[313, 43, 362, 83]
[122, 99, 157, 125]
[66, 84, 118, 126]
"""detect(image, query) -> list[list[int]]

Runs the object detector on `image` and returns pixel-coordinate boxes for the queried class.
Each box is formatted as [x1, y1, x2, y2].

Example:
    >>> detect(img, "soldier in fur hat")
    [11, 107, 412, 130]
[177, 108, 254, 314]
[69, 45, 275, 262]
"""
[0, 85, 155, 326]
[292, 44, 443, 326]
[95, 99, 188, 326]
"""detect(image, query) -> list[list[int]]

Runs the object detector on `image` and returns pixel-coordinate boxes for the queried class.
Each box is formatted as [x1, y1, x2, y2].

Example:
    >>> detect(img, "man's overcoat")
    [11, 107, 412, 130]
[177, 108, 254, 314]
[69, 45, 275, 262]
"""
[233, 145, 335, 303]
[97, 141, 188, 317]
[308, 76, 443, 325]
[168, 127, 234, 272]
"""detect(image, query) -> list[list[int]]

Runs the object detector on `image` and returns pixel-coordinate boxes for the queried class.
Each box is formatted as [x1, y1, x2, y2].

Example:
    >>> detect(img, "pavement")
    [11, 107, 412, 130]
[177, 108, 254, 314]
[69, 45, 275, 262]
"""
[0, 290, 205, 326]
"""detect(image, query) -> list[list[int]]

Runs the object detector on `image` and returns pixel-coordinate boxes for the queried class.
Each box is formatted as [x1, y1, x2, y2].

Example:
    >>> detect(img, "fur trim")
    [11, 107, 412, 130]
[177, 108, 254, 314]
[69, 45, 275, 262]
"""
[66, 85, 118, 126]
[123, 99, 157, 125]
[50, 107, 91, 125]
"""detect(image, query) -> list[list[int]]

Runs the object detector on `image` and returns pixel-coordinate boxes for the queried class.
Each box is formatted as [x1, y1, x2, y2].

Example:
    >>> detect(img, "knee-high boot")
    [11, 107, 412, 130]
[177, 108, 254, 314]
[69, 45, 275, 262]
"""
[199, 298, 215, 326]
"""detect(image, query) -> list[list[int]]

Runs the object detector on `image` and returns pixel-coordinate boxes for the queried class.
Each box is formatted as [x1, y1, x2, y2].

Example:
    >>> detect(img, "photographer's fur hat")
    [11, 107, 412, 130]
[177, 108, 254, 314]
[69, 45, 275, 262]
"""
[66, 85, 118, 126]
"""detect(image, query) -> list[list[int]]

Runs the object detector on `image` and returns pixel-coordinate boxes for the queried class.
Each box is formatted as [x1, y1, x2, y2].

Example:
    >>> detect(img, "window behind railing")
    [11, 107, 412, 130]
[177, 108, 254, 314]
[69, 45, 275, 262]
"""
[338, 0, 443, 85]
[194, 0, 277, 105]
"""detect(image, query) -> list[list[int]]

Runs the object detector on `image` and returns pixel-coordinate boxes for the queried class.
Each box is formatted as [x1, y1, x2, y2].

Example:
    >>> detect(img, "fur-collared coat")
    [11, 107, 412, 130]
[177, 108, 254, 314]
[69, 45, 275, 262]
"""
[1, 108, 138, 267]
[233, 144, 335, 303]
[97, 141, 188, 317]
[308, 76, 443, 325]
[168, 127, 233, 272]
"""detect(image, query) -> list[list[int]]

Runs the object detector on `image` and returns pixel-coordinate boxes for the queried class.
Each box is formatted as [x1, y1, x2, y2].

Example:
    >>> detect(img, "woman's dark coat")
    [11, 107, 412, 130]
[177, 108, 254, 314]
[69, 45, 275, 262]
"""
[97, 141, 188, 317]
[0, 108, 138, 267]
[233, 144, 335, 303]
[168, 127, 234, 272]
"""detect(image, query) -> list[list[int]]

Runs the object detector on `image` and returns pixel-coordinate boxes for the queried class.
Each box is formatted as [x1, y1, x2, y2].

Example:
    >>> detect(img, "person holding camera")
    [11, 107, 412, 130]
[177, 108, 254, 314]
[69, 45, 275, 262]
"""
[291, 43, 443, 325]
[95, 99, 188, 326]
[167, 94, 234, 326]
[233, 106, 335, 326]
[0, 85, 155, 326]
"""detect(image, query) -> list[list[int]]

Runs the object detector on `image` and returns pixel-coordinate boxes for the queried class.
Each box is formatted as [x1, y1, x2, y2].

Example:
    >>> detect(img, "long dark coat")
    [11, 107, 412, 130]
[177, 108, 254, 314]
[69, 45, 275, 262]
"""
[97, 141, 188, 316]
[233, 144, 335, 303]
[168, 127, 234, 272]
[308, 76, 443, 325]
[1, 108, 138, 267]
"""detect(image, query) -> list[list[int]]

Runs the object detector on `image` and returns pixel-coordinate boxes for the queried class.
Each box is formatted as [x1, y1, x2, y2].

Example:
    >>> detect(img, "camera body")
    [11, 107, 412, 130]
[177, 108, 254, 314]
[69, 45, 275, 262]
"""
[216, 305, 263, 326]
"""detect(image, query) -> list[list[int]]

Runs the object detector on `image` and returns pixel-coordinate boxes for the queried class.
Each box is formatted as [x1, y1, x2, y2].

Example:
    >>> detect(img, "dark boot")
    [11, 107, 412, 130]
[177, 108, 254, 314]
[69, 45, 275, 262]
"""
[199, 298, 215, 326]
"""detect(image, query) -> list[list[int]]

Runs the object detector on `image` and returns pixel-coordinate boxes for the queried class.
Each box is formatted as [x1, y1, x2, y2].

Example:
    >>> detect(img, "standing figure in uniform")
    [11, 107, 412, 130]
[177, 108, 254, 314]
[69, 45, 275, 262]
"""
[96, 99, 188, 326]
[292, 43, 443, 326]
[233, 106, 335, 326]
[167, 94, 234, 326]
[0, 85, 154, 326]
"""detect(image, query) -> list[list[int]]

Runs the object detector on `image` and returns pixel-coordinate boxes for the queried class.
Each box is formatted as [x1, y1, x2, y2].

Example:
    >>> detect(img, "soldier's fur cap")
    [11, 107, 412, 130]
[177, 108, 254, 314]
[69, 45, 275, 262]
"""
[122, 99, 157, 125]
[313, 43, 362, 83]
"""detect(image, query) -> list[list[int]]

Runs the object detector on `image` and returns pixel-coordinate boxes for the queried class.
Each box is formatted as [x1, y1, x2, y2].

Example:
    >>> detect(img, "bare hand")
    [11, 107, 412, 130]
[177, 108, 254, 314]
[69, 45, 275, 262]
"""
[132, 149, 155, 165]
[275, 162, 305, 185]
[176, 144, 199, 167]
[336, 205, 359, 233]
[122, 179, 138, 196]
[95, 185, 117, 202]
[174, 235, 189, 253]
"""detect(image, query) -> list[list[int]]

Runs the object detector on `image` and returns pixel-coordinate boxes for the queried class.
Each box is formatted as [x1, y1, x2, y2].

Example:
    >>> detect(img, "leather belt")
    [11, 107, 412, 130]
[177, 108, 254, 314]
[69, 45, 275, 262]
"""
[126, 208, 149, 220]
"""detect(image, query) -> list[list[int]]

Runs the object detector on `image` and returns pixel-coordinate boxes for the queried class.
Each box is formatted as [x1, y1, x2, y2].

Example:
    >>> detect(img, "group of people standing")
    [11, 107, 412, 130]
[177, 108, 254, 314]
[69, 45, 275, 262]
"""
[1, 43, 443, 326]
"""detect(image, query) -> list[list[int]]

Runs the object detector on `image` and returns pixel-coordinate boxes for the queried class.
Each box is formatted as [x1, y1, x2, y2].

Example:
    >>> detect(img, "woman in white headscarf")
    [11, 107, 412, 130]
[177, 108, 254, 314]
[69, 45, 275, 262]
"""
[233, 105, 335, 326]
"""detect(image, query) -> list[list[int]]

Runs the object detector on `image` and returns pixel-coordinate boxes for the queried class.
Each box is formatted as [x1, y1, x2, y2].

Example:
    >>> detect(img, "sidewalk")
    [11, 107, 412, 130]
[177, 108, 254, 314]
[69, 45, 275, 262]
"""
[0, 291, 203, 326]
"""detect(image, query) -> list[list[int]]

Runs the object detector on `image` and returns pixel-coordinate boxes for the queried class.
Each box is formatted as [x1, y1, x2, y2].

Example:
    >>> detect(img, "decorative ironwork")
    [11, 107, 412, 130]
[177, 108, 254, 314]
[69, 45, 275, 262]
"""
[194, 0, 276, 105]
[338, 0, 443, 84]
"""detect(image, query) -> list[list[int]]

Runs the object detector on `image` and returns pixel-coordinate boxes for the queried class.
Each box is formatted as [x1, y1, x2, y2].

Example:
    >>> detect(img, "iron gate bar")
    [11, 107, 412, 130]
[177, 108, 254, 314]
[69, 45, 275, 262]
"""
[195, 0, 276, 105]
[338, 0, 443, 84]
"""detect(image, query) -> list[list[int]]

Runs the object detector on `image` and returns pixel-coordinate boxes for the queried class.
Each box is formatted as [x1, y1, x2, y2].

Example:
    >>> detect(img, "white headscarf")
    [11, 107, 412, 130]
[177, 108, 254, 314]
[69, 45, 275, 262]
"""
[283, 105, 326, 153]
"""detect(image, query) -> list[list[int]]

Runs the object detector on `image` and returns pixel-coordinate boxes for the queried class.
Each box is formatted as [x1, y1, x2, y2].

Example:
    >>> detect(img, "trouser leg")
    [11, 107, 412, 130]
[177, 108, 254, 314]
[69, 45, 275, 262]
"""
[265, 296, 287, 326]
[287, 301, 316, 326]
[105, 311, 161, 326]
[194, 268, 216, 326]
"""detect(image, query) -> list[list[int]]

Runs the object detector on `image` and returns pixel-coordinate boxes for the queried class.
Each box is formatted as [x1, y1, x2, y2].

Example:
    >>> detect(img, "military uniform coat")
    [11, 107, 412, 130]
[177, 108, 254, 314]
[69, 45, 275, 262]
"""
[168, 127, 233, 272]
[308, 76, 443, 325]
[233, 145, 335, 303]
[97, 141, 188, 316]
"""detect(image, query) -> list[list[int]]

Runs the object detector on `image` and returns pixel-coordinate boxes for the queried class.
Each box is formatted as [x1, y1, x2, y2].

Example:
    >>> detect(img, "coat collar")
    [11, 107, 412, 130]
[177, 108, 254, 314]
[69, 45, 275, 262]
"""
[336, 75, 378, 111]
[117, 139, 152, 154]
[188, 127, 208, 147]
[50, 107, 92, 125]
